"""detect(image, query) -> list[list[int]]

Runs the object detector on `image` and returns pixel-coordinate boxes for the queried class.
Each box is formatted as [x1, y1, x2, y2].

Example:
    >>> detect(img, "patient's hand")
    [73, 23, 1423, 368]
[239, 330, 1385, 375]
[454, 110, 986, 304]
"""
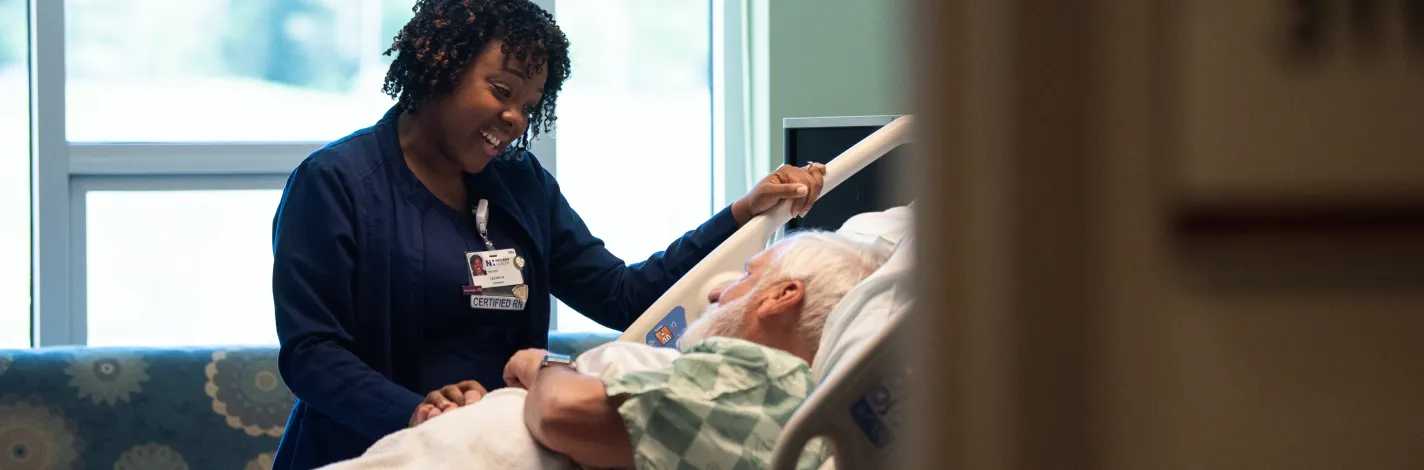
[503, 348, 549, 389]
[409, 380, 488, 427]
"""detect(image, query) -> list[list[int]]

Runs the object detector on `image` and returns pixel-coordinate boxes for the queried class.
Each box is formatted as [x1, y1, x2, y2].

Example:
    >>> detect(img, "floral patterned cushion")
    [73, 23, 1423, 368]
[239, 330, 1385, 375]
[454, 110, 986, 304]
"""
[0, 332, 615, 470]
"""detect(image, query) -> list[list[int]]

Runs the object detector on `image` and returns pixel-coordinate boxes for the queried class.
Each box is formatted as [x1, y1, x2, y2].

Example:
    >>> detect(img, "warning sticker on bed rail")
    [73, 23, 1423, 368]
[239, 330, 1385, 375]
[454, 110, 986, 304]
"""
[645, 306, 687, 349]
[850, 368, 908, 449]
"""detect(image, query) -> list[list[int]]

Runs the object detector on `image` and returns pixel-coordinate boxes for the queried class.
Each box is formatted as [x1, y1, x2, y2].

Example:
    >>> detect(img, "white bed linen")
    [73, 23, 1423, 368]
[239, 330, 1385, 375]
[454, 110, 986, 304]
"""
[801, 206, 915, 470]
[814, 205, 914, 383]
[316, 342, 679, 470]
[832, 202, 913, 253]
[810, 235, 913, 384]
[319, 204, 914, 470]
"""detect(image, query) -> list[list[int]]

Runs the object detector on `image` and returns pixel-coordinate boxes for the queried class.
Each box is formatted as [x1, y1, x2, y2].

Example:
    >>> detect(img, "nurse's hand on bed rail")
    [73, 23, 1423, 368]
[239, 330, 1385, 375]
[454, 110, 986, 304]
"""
[409, 379, 488, 427]
[732, 162, 827, 224]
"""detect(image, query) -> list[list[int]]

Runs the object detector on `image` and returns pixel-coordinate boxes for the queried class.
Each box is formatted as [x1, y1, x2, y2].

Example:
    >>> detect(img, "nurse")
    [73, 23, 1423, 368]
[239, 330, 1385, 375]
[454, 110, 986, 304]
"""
[268, 0, 825, 468]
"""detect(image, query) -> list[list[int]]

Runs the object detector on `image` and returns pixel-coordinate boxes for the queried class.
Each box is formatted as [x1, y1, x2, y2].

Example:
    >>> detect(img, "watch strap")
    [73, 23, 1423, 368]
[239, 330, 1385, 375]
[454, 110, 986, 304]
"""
[541, 352, 573, 369]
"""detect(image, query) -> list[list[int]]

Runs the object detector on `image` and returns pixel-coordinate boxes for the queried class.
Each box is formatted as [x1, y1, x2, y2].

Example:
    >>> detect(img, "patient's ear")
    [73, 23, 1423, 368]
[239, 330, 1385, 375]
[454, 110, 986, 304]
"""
[757, 280, 805, 319]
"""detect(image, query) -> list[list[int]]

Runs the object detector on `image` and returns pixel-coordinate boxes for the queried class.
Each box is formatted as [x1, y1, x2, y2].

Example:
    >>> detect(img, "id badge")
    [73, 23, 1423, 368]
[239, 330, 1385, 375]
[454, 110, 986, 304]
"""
[471, 295, 526, 311]
[471, 285, 529, 311]
[467, 249, 524, 288]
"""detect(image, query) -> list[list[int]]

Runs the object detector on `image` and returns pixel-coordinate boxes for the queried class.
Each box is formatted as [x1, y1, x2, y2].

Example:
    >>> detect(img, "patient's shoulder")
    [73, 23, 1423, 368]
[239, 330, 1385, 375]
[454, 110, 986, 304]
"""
[574, 341, 680, 378]
[681, 337, 809, 376]
[606, 338, 813, 402]
[604, 338, 818, 470]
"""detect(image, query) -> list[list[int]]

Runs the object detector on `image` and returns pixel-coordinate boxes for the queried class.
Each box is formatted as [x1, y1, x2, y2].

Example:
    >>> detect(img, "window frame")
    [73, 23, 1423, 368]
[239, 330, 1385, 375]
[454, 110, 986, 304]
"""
[27, 0, 747, 347]
[713, 0, 753, 210]
[67, 174, 291, 346]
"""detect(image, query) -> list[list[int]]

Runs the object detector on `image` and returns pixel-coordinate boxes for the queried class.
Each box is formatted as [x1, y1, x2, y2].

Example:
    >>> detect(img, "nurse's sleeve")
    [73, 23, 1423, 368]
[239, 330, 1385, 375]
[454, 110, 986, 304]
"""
[544, 169, 739, 331]
[272, 158, 425, 440]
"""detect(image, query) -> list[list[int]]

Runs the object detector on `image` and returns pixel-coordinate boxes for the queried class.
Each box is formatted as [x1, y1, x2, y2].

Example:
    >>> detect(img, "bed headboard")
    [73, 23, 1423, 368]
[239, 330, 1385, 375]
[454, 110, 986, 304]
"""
[783, 115, 917, 235]
[617, 116, 917, 345]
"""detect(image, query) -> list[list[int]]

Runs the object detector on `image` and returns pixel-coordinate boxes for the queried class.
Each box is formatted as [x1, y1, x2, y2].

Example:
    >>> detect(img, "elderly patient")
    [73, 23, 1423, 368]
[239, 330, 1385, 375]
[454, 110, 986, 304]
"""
[318, 230, 888, 470]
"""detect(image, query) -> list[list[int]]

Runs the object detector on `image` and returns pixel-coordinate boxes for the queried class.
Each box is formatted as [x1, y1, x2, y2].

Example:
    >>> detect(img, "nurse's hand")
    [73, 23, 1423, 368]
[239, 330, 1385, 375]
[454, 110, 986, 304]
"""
[408, 380, 488, 427]
[410, 404, 441, 427]
[732, 162, 828, 225]
[503, 348, 548, 389]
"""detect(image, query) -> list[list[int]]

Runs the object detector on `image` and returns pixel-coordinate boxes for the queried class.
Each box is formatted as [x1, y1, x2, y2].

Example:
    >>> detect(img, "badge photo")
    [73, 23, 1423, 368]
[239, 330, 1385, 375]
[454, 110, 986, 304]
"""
[468, 253, 489, 280]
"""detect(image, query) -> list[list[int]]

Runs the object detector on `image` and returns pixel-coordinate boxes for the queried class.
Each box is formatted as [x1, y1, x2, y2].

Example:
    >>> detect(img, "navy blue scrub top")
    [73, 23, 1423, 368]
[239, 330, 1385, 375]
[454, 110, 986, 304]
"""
[270, 105, 741, 469]
[418, 181, 526, 393]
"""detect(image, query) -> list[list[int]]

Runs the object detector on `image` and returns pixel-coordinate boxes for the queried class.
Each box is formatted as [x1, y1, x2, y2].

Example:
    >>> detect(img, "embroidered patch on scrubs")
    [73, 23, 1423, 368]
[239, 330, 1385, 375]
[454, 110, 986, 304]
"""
[466, 249, 524, 288]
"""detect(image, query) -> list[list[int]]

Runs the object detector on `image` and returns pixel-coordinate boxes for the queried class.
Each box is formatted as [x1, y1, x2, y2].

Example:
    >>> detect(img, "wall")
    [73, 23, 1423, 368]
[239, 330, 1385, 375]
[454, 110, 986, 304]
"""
[750, 0, 911, 174]
[912, 0, 1424, 468]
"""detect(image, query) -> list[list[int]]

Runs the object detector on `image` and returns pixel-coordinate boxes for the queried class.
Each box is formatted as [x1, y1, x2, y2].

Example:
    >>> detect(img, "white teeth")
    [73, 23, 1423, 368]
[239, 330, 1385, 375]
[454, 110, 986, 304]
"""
[480, 130, 501, 147]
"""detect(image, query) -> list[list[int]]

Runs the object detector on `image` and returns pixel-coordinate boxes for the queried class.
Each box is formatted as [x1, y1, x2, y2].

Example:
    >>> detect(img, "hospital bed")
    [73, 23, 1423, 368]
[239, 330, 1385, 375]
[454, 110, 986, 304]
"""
[617, 115, 917, 470]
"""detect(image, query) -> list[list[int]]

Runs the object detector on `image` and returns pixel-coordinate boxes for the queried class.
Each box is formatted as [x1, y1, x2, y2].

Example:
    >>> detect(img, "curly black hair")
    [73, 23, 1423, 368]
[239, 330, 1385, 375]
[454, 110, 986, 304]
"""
[381, 0, 571, 153]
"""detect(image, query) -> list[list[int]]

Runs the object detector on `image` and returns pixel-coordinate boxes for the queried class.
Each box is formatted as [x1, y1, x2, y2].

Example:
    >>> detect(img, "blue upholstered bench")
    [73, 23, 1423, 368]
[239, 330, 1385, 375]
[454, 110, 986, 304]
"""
[0, 332, 617, 469]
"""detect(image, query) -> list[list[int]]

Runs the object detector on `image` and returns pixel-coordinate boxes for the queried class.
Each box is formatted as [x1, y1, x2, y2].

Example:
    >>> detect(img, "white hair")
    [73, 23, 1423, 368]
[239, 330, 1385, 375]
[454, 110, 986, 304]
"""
[763, 230, 891, 347]
[679, 230, 890, 351]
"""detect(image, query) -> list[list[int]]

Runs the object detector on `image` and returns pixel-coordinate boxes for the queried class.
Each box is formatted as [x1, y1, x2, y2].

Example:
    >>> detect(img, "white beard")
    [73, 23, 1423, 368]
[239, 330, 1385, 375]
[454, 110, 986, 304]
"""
[678, 289, 754, 351]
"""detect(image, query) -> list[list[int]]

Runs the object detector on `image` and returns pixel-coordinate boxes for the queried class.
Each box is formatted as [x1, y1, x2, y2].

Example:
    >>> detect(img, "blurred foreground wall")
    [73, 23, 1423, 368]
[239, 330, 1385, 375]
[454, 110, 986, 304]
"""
[910, 1, 1424, 468]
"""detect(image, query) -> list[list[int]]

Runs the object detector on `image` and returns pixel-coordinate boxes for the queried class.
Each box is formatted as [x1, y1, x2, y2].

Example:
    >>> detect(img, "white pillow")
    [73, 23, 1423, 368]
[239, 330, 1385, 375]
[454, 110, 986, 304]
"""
[812, 210, 915, 383]
[833, 202, 914, 252]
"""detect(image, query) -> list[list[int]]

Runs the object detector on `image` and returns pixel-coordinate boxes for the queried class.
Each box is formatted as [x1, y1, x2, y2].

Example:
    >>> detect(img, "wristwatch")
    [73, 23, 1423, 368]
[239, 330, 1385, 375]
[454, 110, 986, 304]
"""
[540, 352, 573, 369]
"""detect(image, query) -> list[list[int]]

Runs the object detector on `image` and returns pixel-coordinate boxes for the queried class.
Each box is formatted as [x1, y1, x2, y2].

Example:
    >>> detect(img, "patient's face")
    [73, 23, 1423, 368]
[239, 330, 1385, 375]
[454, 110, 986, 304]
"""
[681, 244, 784, 349]
[679, 287, 754, 349]
[706, 246, 777, 305]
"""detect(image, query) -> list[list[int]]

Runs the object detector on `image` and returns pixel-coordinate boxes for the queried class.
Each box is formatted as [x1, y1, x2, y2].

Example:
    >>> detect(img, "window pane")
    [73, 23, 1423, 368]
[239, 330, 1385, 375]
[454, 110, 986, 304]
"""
[552, 1, 712, 333]
[65, 0, 415, 143]
[86, 189, 283, 347]
[1, 0, 29, 348]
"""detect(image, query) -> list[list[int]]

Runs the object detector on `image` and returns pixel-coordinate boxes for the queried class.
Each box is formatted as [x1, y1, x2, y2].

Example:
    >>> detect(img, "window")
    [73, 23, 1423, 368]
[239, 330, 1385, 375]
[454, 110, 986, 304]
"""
[550, 0, 713, 333]
[65, 0, 413, 143]
[1, 0, 28, 348]
[83, 187, 284, 347]
[23, 0, 733, 346]
[52, 0, 417, 346]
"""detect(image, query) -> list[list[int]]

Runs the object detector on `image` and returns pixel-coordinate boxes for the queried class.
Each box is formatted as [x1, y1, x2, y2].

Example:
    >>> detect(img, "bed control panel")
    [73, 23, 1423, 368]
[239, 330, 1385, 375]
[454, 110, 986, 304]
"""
[849, 365, 909, 450]
[644, 306, 687, 349]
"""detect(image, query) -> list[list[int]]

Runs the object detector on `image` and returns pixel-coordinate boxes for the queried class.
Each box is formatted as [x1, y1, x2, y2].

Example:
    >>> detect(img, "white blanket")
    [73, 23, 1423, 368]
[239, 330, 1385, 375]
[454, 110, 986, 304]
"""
[317, 342, 680, 470]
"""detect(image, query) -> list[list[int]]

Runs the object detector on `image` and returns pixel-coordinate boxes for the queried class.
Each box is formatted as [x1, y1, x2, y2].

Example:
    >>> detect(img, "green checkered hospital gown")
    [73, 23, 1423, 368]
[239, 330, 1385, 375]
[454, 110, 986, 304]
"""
[602, 337, 831, 470]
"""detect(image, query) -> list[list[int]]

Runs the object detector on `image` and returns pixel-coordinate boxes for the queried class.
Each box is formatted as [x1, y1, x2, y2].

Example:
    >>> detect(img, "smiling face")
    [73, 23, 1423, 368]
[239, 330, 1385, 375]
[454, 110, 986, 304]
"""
[470, 255, 487, 277]
[420, 40, 550, 173]
[382, 0, 570, 172]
